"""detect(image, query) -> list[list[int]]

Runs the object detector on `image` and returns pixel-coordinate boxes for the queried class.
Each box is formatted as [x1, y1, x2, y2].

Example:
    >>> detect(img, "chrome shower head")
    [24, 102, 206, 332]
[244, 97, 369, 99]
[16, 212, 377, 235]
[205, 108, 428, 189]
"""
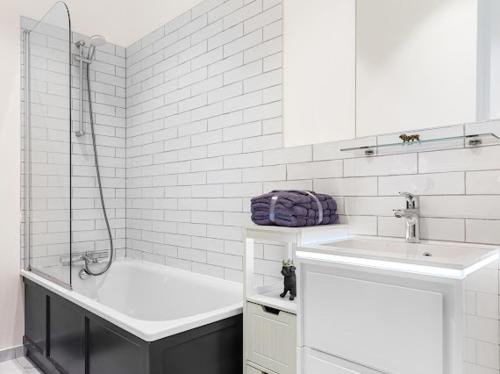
[87, 35, 106, 61]
[89, 34, 106, 47]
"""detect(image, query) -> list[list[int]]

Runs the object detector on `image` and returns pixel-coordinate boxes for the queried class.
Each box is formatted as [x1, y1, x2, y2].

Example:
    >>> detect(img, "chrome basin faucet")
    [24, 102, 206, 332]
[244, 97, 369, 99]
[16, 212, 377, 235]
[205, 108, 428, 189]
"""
[394, 192, 420, 243]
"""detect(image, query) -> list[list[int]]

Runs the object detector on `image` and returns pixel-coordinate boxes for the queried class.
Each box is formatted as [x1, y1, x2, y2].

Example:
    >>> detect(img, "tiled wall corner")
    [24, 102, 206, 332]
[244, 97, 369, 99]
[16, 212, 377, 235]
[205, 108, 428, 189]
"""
[125, 0, 284, 283]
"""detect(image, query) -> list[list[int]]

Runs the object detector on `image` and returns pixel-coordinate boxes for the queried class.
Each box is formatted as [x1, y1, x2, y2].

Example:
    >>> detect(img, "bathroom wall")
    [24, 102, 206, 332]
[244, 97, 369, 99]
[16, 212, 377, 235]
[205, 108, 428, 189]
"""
[125, 2, 500, 371]
[125, 0, 284, 282]
[21, 17, 127, 270]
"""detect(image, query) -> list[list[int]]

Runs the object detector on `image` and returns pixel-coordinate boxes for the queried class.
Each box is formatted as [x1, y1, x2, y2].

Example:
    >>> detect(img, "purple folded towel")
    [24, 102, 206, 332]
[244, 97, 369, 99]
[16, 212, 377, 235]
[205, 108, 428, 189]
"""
[252, 213, 339, 227]
[251, 190, 338, 227]
[252, 190, 334, 208]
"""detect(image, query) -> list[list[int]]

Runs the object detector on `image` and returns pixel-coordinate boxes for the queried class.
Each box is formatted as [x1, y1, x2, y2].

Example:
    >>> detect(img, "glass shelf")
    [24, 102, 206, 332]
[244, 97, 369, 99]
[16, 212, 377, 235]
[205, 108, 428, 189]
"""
[340, 133, 500, 156]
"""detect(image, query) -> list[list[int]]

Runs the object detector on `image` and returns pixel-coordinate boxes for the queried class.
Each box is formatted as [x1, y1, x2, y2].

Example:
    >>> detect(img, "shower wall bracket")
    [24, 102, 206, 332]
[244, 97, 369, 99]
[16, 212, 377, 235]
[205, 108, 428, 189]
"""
[74, 42, 88, 137]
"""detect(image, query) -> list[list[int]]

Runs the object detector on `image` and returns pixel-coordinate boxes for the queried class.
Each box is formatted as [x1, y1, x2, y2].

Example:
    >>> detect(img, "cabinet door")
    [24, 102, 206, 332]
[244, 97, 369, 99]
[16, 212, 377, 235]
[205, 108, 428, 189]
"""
[246, 303, 296, 374]
[303, 271, 443, 374]
[49, 296, 85, 374]
[303, 348, 383, 374]
[24, 281, 46, 353]
[88, 318, 145, 374]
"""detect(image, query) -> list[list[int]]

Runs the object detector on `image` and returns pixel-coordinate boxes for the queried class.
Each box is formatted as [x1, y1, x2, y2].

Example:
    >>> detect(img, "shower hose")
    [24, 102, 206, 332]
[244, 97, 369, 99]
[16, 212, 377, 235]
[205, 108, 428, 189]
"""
[83, 63, 114, 276]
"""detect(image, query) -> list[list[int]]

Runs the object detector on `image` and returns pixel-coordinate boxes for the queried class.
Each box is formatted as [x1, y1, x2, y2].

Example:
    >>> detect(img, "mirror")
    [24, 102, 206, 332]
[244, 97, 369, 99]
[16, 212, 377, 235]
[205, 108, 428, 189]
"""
[283, 0, 500, 146]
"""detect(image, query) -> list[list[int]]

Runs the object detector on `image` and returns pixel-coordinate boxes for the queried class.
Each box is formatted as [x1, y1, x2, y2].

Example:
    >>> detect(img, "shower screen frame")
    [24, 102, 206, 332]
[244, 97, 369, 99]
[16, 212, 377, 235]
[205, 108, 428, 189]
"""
[23, 1, 74, 289]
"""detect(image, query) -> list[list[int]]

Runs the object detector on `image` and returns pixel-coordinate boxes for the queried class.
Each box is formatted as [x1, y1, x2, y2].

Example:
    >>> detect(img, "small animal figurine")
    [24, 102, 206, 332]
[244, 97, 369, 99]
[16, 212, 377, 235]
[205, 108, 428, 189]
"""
[280, 260, 297, 301]
[399, 133, 421, 143]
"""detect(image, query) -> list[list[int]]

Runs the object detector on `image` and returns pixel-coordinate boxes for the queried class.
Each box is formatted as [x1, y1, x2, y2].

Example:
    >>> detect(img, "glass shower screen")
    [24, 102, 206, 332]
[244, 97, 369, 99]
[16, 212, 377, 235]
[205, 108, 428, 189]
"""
[23, 2, 73, 287]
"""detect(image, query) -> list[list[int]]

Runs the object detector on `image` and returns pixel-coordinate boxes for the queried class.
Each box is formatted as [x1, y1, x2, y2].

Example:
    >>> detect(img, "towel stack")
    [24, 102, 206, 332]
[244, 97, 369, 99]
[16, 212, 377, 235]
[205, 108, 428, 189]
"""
[251, 190, 338, 227]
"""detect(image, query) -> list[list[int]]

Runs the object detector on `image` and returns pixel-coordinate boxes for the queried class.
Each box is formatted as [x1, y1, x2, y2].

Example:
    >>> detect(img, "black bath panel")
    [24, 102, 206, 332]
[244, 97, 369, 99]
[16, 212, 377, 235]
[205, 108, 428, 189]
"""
[23, 277, 243, 374]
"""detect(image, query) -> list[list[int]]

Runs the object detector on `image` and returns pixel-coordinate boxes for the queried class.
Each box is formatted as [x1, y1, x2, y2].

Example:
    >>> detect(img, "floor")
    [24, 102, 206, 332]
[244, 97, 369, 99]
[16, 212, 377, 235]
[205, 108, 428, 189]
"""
[0, 358, 41, 374]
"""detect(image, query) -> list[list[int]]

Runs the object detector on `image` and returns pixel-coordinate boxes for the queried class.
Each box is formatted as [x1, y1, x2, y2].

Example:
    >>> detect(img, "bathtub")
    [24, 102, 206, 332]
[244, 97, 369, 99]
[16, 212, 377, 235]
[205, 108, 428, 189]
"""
[22, 260, 244, 374]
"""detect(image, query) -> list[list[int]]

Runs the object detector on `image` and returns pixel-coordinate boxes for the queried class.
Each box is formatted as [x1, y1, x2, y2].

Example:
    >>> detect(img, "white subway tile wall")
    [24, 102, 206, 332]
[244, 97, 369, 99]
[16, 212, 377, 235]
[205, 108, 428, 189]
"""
[125, 0, 286, 282]
[465, 261, 500, 373]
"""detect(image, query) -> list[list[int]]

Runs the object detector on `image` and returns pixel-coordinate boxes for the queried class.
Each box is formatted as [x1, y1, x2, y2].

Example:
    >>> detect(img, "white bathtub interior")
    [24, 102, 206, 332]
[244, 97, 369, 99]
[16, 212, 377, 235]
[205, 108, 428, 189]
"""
[84, 260, 242, 321]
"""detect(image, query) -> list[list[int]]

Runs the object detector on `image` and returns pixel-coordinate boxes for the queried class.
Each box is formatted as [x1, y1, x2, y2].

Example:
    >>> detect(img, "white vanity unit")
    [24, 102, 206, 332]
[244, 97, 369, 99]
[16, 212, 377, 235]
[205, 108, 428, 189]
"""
[296, 237, 499, 374]
[243, 224, 349, 374]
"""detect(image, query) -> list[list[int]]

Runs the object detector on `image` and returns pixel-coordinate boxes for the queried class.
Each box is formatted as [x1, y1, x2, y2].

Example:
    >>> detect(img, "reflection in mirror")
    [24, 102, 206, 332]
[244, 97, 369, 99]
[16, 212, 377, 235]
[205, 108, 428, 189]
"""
[357, 0, 475, 136]
[477, 0, 500, 121]
[283, 0, 356, 147]
[357, 0, 500, 137]
[283, 0, 500, 146]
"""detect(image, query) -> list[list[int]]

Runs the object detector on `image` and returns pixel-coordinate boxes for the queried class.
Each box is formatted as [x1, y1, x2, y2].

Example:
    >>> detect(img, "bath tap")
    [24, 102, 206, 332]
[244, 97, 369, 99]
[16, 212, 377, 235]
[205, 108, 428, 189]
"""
[79, 252, 109, 279]
[393, 192, 420, 243]
[81, 253, 101, 264]
[60, 251, 109, 266]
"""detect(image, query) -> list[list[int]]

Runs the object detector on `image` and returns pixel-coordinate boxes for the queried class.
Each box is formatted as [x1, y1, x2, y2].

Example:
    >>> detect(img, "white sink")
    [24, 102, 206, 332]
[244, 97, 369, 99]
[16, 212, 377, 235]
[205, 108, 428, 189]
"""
[296, 236, 499, 279]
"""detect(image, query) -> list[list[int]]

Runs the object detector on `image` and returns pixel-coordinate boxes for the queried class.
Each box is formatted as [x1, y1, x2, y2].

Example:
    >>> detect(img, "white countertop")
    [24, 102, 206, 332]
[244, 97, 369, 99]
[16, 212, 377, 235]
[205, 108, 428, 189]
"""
[296, 235, 499, 279]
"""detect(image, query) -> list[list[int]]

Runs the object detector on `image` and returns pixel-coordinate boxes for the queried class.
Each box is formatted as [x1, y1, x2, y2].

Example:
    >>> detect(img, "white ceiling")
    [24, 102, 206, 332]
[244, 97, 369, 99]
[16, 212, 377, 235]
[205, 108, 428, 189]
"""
[19, 0, 204, 47]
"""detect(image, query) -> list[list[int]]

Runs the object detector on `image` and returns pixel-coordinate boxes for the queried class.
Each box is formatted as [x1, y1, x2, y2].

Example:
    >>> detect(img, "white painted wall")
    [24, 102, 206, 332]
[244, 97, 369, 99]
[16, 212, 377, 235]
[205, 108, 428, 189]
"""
[19, 0, 204, 46]
[283, 0, 356, 147]
[0, 0, 24, 353]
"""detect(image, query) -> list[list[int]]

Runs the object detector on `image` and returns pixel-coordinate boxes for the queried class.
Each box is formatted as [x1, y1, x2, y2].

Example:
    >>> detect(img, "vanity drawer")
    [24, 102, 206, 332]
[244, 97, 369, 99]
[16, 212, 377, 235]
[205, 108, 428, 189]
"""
[246, 302, 296, 374]
[303, 348, 384, 374]
[302, 270, 443, 374]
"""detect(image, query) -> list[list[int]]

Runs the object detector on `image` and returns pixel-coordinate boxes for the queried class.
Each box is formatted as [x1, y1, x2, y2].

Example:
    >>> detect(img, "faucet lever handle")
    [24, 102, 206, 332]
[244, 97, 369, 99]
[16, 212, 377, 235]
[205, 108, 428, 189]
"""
[399, 191, 418, 209]
[399, 191, 415, 199]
